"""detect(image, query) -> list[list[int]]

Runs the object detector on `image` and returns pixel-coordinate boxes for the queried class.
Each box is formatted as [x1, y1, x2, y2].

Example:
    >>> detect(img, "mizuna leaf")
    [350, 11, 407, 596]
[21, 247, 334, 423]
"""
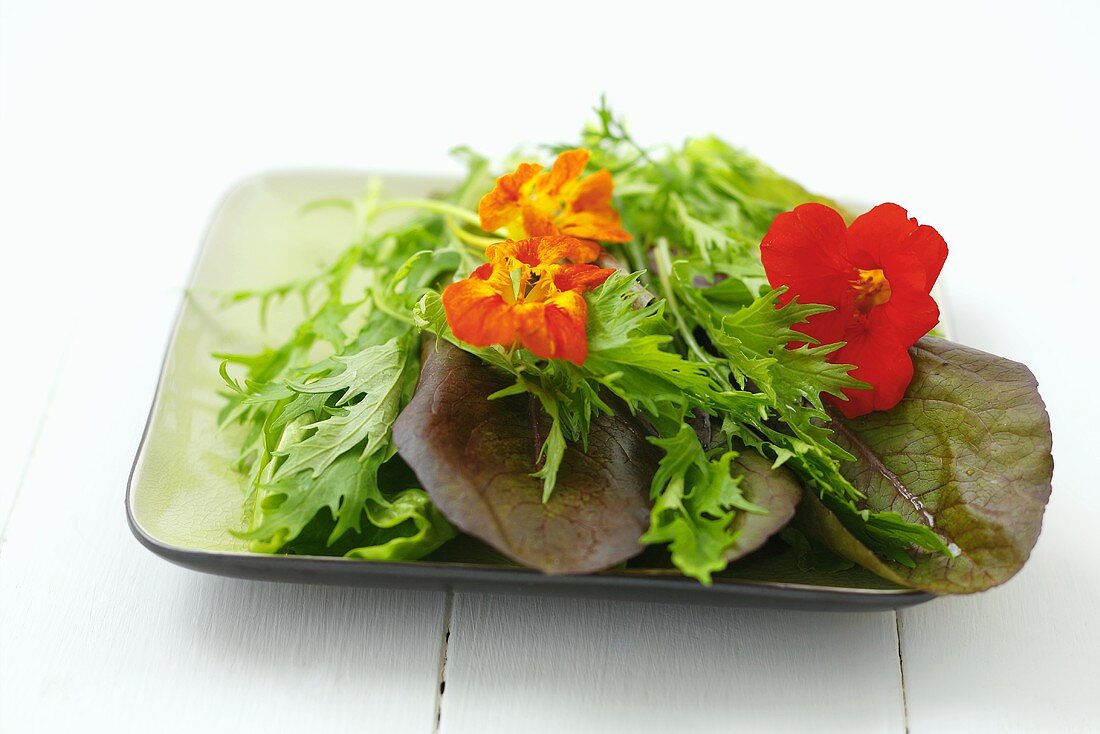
[640, 427, 746, 583]
[392, 338, 656, 574]
[274, 335, 415, 480]
[795, 337, 1053, 594]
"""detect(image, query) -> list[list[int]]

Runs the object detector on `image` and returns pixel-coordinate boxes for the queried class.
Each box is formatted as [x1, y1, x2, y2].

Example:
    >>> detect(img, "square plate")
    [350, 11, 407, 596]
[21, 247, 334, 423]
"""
[127, 171, 934, 611]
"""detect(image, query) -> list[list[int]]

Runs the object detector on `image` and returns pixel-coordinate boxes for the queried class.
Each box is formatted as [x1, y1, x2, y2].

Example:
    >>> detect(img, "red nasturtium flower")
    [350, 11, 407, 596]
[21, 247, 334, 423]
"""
[760, 203, 948, 419]
[479, 148, 632, 243]
[442, 236, 616, 365]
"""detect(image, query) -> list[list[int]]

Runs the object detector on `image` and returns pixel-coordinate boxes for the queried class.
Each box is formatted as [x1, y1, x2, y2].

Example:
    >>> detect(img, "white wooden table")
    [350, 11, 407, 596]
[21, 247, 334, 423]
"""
[2, 3, 1098, 732]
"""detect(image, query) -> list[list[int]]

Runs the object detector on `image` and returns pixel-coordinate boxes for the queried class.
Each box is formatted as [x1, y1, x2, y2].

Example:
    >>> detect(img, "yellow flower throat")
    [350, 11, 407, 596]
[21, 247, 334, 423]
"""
[853, 268, 892, 314]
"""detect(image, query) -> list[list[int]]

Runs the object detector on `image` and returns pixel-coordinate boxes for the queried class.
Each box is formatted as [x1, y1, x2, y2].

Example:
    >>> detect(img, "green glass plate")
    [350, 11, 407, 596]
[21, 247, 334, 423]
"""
[127, 171, 934, 611]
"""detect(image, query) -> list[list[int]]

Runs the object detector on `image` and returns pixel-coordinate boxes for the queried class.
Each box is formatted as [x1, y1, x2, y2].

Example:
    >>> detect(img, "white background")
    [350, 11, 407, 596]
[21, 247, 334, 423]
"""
[1, 2, 1098, 732]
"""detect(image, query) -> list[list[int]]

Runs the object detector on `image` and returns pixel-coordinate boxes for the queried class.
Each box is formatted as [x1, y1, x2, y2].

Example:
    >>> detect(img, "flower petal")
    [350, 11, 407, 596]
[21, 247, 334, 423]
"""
[442, 277, 516, 348]
[570, 168, 614, 213]
[543, 292, 590, 365]
[558, 211, 632, 243]
[904, 223, 949, 289]
[846, 204, 945, 343]
[479, 162, 543, 231]
[519, 207, 559, 238]
[846, 203, 917, 268]
[871, 287, 940, 348]
[847, 203, 947, 290]
[533, 236, 602, 266]
[513, 289, 589, 365]
[795, 307, 853, 349]
[826, 334, 914, 419]
[540, 149, 589, 197]
[561, 169, 633, 243]
[760, 203, 853, 308]
[553, 263, 615, 293]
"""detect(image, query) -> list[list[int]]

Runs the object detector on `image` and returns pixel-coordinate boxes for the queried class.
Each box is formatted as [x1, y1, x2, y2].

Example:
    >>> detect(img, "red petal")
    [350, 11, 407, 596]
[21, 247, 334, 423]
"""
[509, 238, 545, 267]
[846, 203, 917, 269]
[848, 203, 947, 291]
[825, 333, 914, 419]
[905, 224, 948, 289]
[760, 203, 853, 309]
[869, 282, 941, 347]
[795, 308, 852, 349]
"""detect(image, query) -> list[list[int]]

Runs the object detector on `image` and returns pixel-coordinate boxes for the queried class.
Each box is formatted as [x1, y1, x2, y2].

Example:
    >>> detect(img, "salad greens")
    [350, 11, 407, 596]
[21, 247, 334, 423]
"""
[215, 100, 1053, 593]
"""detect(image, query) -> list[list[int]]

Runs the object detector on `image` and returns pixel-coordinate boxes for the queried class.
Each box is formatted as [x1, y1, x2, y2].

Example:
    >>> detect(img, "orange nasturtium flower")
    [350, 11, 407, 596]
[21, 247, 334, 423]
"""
[441, 236, 616, 365]
[478, 149, 633, 243]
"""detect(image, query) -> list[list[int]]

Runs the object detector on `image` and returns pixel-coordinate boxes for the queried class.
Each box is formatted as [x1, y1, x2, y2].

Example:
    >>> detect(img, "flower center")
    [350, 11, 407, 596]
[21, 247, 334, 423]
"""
[503, 264, 553, 305]
[852, 268, 892, 315]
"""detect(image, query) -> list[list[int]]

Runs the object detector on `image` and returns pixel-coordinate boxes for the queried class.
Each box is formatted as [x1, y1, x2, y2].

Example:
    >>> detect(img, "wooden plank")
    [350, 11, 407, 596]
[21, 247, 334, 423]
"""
[0, 291, 448, 734]
[0, 302, 69, 525]
[439, 593, 906, 734]
[0, 130, 74, 525]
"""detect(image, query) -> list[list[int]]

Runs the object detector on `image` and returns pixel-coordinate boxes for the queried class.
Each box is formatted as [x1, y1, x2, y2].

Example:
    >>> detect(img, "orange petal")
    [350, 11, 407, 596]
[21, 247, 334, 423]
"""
[514, 290, 590, 365]
[553, 264, 615, 293]
[521, 207, 560, 238]
[540, 149, 589, 197]
[477, 245, 529, 292]
[497, 236, 599, 269]
[557, 211, 633, 243]
[510, 301, 551, 358]
[441, 277, 516, 348]
[501, 238, 544, 268]
[485, 240, 520, 265]
[570, 168, 614, 213]
[478, 162, 543, 231]
[533, 235, 602, 265]
[543, 290, 590, 365]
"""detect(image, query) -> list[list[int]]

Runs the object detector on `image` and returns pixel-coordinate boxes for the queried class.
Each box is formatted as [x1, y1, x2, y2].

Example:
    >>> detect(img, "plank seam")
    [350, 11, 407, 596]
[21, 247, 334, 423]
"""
[0, 321, 77, 548]
[895, 611, 910, 734]
[433, 591, 455, 734]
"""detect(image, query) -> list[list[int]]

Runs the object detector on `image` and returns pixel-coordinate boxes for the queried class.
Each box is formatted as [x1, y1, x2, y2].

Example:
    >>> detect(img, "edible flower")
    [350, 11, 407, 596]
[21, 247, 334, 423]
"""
[478, 149, 632, 243]
[442, 236, 616, 365]
[760, 203, 948, 418]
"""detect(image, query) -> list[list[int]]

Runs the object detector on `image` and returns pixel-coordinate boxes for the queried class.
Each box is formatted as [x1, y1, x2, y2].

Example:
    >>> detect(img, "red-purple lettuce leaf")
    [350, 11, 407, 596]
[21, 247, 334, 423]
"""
[797, 337, 1053, 594]
[392, 338, 656, 574]
[725, 450, 802, 562]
